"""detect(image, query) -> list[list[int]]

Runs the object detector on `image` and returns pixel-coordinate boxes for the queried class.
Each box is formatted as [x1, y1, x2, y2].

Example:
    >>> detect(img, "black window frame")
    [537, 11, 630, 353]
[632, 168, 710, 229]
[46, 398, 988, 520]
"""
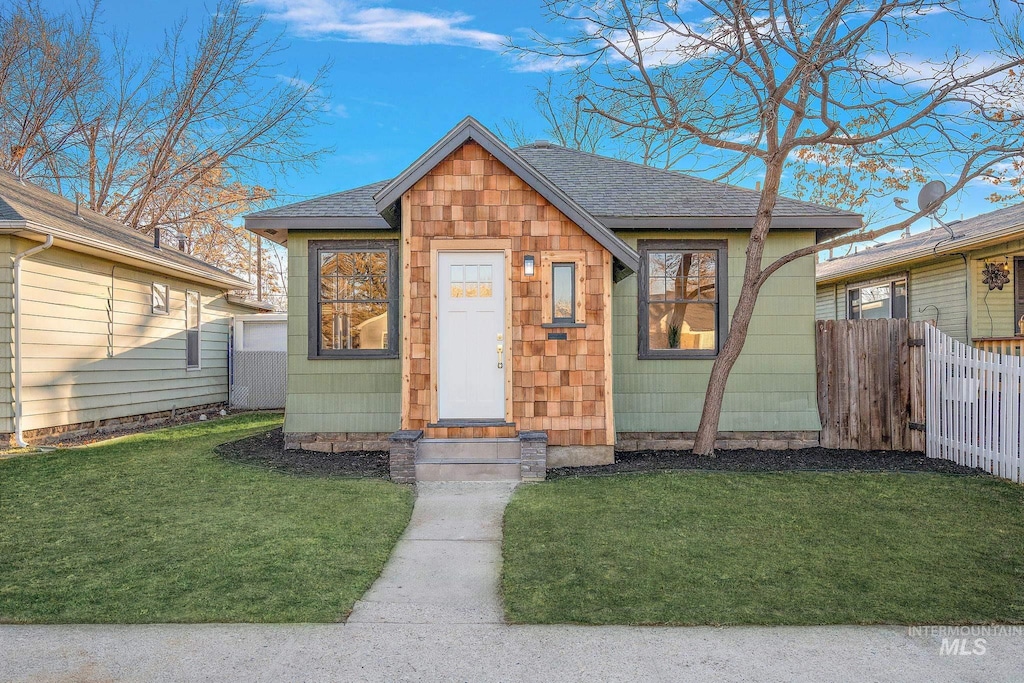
[846, 276, 908, 320]
[551, 262, 576, 325]
[307, 239, 399, 360]
[638, 239, 728, 359]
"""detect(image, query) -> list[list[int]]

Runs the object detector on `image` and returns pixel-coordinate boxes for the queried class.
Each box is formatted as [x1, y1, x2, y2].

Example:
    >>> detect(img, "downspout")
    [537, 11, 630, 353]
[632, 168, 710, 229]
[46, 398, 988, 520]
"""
[13, 234, 54, 447]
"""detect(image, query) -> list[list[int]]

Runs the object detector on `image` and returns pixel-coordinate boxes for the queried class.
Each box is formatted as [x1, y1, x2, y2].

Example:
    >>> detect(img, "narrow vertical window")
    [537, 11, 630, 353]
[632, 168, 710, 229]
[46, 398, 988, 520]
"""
[186, 290, 201, 369]
[540, 251, 586, 326]
[552, 263, 575, 324]
[152, 283, 169, 315]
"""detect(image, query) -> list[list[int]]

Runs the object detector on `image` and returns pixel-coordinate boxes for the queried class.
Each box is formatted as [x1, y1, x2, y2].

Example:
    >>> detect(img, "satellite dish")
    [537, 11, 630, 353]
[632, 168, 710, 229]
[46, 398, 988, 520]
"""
[917, 180, 947, 214]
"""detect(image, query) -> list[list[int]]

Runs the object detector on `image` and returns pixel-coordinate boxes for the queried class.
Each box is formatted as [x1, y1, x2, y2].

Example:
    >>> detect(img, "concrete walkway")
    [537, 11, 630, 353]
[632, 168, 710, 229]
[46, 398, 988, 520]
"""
[3, 482, 1023, 681]
[348, 481, 517, 625]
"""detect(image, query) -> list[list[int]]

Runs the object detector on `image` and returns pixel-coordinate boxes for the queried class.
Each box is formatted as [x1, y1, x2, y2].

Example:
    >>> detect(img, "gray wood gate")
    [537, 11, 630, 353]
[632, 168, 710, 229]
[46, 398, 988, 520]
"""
[815, 318, 928, 452]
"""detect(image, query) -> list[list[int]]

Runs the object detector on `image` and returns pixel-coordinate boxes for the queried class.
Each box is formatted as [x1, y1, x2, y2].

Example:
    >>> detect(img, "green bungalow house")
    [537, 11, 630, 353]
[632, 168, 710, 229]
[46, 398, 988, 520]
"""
[245, 117, 861, 482]
[816, 203, 1024, 354]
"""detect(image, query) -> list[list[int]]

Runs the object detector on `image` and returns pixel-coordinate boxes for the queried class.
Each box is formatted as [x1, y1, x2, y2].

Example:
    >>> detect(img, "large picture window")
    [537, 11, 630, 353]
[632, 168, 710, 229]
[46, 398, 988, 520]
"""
[308, 240, 398, 359]
[847, 277, 907, 320]
[638, 240, 728, 358]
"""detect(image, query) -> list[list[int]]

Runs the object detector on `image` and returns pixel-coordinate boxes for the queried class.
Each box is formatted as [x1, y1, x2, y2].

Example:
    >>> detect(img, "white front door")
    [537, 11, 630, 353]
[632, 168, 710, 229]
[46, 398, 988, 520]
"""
[437, 251, 506, 420]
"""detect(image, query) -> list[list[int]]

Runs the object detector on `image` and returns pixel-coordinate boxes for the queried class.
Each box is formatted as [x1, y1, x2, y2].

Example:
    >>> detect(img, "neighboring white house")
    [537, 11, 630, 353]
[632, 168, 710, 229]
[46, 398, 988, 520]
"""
[0, 170, 271, 445]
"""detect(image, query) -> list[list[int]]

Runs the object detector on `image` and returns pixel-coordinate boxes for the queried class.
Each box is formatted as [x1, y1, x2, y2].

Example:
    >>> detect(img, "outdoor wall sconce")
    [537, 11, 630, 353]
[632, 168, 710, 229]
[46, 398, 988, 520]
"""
[524, 254, 535, 277]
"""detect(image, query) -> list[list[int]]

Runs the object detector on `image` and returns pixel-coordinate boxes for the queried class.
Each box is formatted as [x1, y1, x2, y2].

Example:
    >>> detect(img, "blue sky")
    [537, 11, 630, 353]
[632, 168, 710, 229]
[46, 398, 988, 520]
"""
[39, 0, 1011, 241]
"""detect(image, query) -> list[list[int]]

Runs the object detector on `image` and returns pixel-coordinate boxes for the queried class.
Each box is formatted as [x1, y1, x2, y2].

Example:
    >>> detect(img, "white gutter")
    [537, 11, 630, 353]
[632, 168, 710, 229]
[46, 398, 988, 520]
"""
[13, 233, 53, 447]
[0, 223, 251, 291]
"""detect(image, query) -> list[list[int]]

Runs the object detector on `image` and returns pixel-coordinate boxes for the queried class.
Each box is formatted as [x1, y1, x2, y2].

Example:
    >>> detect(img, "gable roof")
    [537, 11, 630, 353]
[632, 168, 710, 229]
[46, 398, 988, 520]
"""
[816, 202, 1024, 284]
[373, 117, 640, 270]
[0, 170, 251, 290]
[245, 117, 864, 257]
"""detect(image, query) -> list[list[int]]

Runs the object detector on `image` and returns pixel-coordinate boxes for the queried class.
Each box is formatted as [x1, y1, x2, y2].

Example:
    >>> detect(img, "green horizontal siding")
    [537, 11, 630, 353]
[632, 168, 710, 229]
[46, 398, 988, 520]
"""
[816, 283, 842, 320]
[614, 230, 822, 433]
[910, 257, 968, 343]
[2, 237, 250, 433]
[285, 230, 402, 435]
[970, 239, 1024, 340]
[816, 256, 970, 343]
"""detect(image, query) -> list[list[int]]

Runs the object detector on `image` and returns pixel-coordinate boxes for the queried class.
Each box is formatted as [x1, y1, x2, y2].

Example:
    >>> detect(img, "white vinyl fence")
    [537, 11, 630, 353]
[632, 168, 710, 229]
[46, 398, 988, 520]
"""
[925, 323, 1024, 483]
[230, 314, 287, 410]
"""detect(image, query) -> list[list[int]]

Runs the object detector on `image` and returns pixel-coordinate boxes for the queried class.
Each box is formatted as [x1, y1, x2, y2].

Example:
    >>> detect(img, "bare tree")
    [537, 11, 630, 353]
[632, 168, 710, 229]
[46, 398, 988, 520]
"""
[0, 0, 329, 302]
[0, 0, 101, 178]
[512, 0, 1024, 454]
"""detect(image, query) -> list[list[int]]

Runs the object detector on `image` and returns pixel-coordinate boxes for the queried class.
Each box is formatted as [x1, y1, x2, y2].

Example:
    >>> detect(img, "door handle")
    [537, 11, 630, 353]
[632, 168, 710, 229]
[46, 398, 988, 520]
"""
[497, 344, 504, 369]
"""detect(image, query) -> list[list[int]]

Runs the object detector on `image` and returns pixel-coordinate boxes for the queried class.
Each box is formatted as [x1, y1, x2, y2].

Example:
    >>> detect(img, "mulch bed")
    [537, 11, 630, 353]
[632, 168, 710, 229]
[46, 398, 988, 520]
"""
[216, 429, 988, 481]
[547, 447, 990, 479]
[215, 427, 388, 478]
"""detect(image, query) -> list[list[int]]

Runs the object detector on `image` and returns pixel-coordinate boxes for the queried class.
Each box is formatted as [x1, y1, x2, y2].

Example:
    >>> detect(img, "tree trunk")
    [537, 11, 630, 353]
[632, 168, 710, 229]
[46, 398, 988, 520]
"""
[692, 159, 785, 455]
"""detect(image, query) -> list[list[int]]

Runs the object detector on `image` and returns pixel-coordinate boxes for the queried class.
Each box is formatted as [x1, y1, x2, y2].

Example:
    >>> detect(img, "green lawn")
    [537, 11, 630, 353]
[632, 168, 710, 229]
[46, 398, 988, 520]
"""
[503, 472, 1024, 625]
[0, 413, 413, 623]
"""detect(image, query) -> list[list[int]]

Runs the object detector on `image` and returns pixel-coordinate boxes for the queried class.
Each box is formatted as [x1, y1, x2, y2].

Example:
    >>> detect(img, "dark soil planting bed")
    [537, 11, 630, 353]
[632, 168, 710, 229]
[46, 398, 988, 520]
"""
[547, 446, 987, 479]
[216, 427, 388, 478]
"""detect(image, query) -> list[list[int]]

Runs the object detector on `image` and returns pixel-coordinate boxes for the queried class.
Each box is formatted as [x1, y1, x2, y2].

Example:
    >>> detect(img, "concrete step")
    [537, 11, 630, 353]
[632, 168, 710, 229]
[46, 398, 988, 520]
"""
[417, 438, 520, 462]
[414, 460, 522, 482]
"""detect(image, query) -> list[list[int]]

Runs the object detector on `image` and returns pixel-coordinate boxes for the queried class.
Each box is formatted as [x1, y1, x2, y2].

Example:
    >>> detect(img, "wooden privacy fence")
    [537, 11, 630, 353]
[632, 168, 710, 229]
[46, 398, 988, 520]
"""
[925, 324, 1023, 483]
[816, 318, 928, 452]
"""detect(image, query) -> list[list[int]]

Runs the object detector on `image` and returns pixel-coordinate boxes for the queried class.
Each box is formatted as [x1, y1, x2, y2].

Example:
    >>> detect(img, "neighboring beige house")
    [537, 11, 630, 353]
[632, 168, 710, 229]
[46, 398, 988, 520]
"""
[816, 203, 1024, 353]
[0, 170, 269, 445]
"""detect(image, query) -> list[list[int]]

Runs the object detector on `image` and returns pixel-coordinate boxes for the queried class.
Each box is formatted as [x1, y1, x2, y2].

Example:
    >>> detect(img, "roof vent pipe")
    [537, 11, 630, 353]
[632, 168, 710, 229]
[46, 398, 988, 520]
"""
[153, 227, 161, 249]
[178, 235, 187, 252]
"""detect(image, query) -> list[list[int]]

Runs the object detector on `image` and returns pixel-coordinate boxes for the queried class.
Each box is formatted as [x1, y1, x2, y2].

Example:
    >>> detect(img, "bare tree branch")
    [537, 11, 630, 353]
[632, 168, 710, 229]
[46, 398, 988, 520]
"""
[509, 0, 1024, 454]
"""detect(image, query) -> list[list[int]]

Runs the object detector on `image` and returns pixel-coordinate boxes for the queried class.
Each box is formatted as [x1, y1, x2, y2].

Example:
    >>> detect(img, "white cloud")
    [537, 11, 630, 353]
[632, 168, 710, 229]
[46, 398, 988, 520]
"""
[277, 74, 348, 117]
[510, 54, 586, 73]
[257, 0, 504, 50]
[277, 74, 317, 90]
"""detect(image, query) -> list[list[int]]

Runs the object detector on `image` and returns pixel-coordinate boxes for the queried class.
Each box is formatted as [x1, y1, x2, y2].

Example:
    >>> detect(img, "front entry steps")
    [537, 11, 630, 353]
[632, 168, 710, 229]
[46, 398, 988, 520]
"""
[388, 430, 548, 483]
[416, 438, 521, 481]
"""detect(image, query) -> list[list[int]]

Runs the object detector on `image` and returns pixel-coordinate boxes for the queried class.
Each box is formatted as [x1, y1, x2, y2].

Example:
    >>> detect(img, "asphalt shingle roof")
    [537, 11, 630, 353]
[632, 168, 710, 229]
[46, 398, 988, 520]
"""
[515, 143, 859, 219]
[247, 143, 860, 223]
[246, 180, 391, 219]
[816, 202, 1024, 282]
[0, 170, 250, 288]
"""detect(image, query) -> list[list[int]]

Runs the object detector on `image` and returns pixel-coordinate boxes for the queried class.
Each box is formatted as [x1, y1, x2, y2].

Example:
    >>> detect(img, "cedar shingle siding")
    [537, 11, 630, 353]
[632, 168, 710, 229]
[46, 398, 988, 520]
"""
[404, 141, 613, 446]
